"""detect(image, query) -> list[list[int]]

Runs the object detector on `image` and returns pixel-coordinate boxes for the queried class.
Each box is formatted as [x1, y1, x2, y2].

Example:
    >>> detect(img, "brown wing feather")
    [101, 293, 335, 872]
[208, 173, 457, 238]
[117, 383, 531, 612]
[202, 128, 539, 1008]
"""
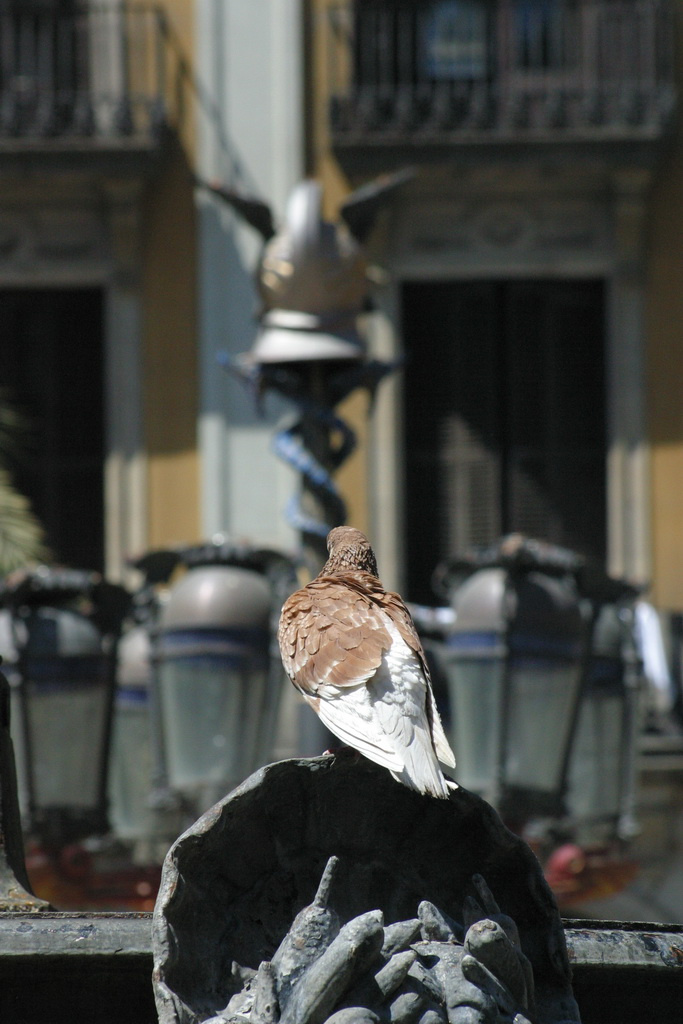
[278, 572, 393, 694]
[375, 588, 431, 676]
[278, 566, 457, 773]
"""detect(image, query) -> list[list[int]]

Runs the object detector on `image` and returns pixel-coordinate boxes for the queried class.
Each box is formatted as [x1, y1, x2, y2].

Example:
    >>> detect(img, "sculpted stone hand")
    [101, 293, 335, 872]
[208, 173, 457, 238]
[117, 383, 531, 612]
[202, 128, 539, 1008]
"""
[278, 527, 457, 798]
[207, 860, 544, 1024]
[153, 758, 581, 1024]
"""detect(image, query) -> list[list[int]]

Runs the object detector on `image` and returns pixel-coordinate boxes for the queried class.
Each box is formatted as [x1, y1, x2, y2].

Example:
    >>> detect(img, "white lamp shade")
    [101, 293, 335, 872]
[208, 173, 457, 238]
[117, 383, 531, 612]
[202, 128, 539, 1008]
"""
[158, 648, 268, 798]
[504, 658, 583, 793]
[109, 626, 155, 841]
[566, 667, 625, 824]
[28, 669, 109, 810]
[22, 607, 110, 816]
[445, 652, 504, 799]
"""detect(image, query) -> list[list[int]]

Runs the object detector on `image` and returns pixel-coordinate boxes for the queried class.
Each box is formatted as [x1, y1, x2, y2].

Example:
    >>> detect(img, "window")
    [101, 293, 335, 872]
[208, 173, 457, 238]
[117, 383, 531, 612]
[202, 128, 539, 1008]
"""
[422, 0, 491, 80]
[513, 0, 571, 72]
[0, 289, 105, 572]
[402, 279, 606, 602]
[0, 1, 85, 135]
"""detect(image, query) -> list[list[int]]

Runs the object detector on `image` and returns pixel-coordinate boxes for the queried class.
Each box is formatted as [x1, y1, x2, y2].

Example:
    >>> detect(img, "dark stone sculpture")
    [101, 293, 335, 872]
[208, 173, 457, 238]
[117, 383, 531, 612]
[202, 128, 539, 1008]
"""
[203, 861, 540, 1024]
[153, 755, 581, 1024]
[0, 667, 50, 912]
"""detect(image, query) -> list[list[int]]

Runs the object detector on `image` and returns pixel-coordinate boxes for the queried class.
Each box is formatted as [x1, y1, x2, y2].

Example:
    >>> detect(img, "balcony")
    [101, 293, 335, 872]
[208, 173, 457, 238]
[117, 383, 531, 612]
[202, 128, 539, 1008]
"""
[325, 0, 677, 170]
[0, 2, 173, 172]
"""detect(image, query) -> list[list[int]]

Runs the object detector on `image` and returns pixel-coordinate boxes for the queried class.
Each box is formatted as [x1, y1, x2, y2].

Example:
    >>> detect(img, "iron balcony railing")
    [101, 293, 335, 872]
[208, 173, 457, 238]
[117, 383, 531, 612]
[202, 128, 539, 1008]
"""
[0, 2, 169, 141]
[327, 0, 676, 139]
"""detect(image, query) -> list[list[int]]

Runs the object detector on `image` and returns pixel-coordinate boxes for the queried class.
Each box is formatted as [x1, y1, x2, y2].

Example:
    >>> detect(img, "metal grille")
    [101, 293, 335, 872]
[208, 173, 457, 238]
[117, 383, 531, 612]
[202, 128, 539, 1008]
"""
[402, 280, 606, 603]
[327, 0, 676, 136]
[0, 2, 167, 139]
[440, 416, 502, 553]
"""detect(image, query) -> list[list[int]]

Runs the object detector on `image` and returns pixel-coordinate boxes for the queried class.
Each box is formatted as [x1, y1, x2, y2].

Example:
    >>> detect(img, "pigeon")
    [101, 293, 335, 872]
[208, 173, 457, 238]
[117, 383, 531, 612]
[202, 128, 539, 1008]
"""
[278, 526, 457, 798]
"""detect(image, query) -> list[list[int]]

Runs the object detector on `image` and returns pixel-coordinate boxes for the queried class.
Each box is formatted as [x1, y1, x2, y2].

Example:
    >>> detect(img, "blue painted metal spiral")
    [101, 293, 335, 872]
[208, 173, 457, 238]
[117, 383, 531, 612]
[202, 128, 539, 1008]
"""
[218, 350, 399, 539]
[272, 400, 357, 537]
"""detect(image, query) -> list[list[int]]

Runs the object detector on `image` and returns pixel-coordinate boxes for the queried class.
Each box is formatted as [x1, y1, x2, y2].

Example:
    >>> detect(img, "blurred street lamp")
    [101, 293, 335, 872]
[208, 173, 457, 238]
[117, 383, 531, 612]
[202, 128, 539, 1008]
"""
[150, 540, 293, 816]
[438, 535, 645, 840]
[202, 173, 410, 759]
[0, 568, 129, 851]
[204, 173, 410, 574]
[565, 583, 643, 844]
[440, 536, 588, 825]
[109, 623, 157, 846]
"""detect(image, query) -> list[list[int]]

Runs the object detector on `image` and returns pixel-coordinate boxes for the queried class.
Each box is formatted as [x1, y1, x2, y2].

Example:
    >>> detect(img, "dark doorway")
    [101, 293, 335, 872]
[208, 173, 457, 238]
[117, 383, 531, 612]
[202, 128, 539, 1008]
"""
[0, 288, 105, 572]
[402, 279, 606, 602]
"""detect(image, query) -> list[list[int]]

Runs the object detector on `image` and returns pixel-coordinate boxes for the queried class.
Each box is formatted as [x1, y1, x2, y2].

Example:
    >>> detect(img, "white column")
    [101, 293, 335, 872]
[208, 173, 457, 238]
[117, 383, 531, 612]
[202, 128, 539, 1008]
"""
[195, 0, 304, 549]
[103, 179, 147, 582]
[86, 0, 129, 133]
[606, 171, 652, 584]
[367, 293, 405, 594]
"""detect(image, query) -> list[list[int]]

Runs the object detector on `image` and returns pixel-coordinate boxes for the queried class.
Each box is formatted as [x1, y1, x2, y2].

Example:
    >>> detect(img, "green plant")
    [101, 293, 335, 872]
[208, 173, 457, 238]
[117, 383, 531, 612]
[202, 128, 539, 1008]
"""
[0, 390, 50, 573]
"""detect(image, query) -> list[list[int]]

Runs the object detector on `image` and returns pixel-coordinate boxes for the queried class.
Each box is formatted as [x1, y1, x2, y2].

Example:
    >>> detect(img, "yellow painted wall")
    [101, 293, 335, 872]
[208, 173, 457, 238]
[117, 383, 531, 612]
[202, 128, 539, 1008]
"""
[645, 0, 683, 609]
[311, 0, 683, 606]
[138, 0, 683, 594]
[141, 0, 200, 549]
[647, 147, 683, 609]
[307, 0, 370, 535]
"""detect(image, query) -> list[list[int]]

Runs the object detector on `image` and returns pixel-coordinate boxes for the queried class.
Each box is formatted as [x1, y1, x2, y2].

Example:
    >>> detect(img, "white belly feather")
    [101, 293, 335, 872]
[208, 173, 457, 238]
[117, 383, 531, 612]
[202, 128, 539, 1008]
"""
[314, 618, 454, 798]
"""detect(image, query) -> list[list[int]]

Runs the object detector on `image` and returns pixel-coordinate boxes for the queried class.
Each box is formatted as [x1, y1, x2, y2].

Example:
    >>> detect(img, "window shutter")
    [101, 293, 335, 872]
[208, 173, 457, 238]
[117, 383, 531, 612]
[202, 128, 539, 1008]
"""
[440, 414, 501, 553]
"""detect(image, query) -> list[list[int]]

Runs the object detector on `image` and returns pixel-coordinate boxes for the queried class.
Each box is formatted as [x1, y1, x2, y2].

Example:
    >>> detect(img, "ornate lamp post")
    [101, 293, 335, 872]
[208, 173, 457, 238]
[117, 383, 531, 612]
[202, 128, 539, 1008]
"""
[203, 173, 410, 758]
[564, 578, 644, 845]
[108, 622, 158, 846]
[436, 534, 645, 905]
[0, 568, 129, 852]
[147, 540, 295, 817]
[441, 536, 587, 826]
[204, 172, 410, 573]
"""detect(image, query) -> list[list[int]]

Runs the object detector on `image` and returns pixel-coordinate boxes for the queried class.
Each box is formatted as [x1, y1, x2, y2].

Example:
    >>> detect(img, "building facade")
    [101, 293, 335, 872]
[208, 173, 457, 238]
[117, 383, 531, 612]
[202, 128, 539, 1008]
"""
[2, 0, 683, 619]
[0, 0, 200, 580]
[311, 0, 683, 614]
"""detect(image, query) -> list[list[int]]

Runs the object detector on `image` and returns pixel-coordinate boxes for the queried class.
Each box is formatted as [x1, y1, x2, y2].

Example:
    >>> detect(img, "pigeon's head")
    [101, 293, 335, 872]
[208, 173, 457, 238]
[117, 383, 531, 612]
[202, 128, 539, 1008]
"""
[325, 526, 379, 577]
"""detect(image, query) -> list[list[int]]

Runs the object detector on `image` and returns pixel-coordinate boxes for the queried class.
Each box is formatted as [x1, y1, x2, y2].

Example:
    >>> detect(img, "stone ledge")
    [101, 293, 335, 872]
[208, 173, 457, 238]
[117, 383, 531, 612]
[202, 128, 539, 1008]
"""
[565, 919, 683, 971]
[0, 911, 153, 958]
[2, 913, 682, 1024]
